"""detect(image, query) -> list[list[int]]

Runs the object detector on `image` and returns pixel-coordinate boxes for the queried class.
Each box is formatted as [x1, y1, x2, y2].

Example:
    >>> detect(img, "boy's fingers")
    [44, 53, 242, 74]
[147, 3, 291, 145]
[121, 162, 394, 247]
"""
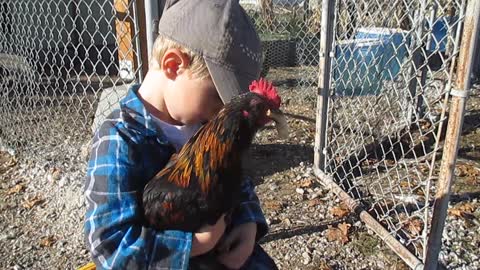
[216, 242, 229, 253]
[217, 214, 227, 227]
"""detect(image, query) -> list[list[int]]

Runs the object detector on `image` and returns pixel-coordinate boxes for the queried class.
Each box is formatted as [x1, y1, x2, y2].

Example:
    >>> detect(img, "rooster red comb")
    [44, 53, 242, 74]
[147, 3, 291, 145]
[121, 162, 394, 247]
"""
[248, 78, 281, 109]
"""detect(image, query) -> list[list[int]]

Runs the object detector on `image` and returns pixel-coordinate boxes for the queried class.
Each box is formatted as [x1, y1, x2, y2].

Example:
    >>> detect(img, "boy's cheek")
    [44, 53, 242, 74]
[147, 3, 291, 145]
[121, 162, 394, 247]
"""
[205, 109, 221, 122]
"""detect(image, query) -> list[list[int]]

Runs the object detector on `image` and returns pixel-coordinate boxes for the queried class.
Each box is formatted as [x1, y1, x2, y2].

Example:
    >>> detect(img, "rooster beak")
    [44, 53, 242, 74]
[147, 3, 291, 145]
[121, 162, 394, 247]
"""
[266, 109, 289, 139]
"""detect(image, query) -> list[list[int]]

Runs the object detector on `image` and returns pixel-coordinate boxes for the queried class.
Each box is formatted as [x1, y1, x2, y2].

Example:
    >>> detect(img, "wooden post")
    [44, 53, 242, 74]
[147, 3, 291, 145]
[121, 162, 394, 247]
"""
[114, 0, 135, 80]
[424, 0, 480, 269]
[314, 0, 335, 172]
[114, 0, 148, 81]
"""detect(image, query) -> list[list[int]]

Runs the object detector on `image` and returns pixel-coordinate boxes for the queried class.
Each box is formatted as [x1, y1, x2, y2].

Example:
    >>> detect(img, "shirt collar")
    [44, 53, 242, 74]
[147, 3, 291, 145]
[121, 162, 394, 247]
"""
[119, 84, 170, 144]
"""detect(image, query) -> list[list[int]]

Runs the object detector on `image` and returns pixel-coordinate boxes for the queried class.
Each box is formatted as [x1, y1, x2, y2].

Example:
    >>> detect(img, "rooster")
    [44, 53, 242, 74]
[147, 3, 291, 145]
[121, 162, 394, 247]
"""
[142, 78, 288, 232]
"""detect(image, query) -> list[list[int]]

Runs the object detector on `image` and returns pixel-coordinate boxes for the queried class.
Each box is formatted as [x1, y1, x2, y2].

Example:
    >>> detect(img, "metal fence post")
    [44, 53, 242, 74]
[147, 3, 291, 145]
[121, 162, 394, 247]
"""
[132, 0, 148, 81]
[314, 0, 335, 172]
[144, 0, 159, 61]
[425, 3, 438, 51]
[424, 0, 480, 269]
[406, 0, 427, 123]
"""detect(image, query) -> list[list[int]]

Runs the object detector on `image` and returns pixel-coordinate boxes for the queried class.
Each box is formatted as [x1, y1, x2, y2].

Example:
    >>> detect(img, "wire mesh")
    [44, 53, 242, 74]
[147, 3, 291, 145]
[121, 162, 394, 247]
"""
[0, 0, 143, 156]
[241, 0, 323, 102]
[323, 0, 467, 261]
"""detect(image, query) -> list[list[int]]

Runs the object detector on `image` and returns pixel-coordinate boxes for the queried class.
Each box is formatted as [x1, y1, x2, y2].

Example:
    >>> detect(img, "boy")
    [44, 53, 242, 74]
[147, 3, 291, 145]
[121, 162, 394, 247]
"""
[84, 0, 277, 269]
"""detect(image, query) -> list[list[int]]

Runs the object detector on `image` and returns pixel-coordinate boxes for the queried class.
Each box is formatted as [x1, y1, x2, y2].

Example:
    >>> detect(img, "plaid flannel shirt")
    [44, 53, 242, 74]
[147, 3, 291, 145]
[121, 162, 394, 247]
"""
[84, 84, 268, 270]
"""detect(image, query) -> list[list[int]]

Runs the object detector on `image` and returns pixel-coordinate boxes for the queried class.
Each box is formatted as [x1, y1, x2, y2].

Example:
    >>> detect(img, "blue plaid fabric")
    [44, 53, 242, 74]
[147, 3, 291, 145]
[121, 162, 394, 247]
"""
[84, 84, 270, 269]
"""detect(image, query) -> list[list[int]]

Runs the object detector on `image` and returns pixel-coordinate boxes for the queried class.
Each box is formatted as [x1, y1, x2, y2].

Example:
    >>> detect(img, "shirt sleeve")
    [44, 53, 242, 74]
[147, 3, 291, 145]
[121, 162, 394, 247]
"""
[230, 176, 269, 241]
[84, 128, 192, 270]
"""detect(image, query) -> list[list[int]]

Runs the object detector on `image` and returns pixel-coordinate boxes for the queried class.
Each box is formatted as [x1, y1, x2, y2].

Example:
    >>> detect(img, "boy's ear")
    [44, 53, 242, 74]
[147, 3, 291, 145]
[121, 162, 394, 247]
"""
[161, 48, 190, 80]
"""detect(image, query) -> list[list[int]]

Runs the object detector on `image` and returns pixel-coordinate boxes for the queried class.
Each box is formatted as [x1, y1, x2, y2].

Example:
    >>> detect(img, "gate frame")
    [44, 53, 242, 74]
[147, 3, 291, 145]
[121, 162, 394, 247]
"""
[313, 0, 480, 269]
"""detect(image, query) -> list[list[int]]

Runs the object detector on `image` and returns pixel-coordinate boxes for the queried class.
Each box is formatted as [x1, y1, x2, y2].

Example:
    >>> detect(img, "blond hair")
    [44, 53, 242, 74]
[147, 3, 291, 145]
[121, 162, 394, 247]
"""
[150, 35, 210, 79]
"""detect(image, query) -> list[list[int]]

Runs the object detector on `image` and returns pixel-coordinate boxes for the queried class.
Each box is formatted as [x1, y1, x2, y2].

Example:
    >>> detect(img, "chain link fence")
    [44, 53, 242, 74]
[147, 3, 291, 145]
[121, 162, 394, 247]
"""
[0, 0, 143, 157]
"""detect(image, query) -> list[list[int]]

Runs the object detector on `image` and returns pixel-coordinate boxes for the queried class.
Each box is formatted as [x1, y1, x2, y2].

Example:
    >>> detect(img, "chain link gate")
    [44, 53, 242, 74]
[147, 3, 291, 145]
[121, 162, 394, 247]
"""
[314, 0, 480, 268]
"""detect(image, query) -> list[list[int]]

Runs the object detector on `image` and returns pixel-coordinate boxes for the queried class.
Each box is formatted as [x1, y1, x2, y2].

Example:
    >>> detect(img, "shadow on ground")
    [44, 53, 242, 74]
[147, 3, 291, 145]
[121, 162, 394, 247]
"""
[245, 143, 314, 182]
[260, 219, 347, 244]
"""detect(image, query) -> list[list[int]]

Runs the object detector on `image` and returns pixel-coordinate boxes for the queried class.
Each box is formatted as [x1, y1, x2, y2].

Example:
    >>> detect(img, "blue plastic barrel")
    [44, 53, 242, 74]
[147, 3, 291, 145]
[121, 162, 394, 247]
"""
[334, 39, 385, 96]
[355, 27, 410, 81]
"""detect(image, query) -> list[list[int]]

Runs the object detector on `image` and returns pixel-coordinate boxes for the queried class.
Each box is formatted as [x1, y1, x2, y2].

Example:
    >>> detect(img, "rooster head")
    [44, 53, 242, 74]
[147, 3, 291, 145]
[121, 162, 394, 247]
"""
[249, 78, 281, 109]
[247, 78, 289, 139]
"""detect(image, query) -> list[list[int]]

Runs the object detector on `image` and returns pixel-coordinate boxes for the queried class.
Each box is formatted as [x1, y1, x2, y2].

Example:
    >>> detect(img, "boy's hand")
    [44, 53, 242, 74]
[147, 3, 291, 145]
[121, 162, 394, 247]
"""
[216, 222, 257, 269]
[190, 214, 227, 257]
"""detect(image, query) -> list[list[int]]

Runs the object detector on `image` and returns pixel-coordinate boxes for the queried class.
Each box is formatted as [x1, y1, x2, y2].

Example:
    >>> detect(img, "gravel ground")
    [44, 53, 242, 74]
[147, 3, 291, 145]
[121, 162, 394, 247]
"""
[0, 76, 479, 269]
